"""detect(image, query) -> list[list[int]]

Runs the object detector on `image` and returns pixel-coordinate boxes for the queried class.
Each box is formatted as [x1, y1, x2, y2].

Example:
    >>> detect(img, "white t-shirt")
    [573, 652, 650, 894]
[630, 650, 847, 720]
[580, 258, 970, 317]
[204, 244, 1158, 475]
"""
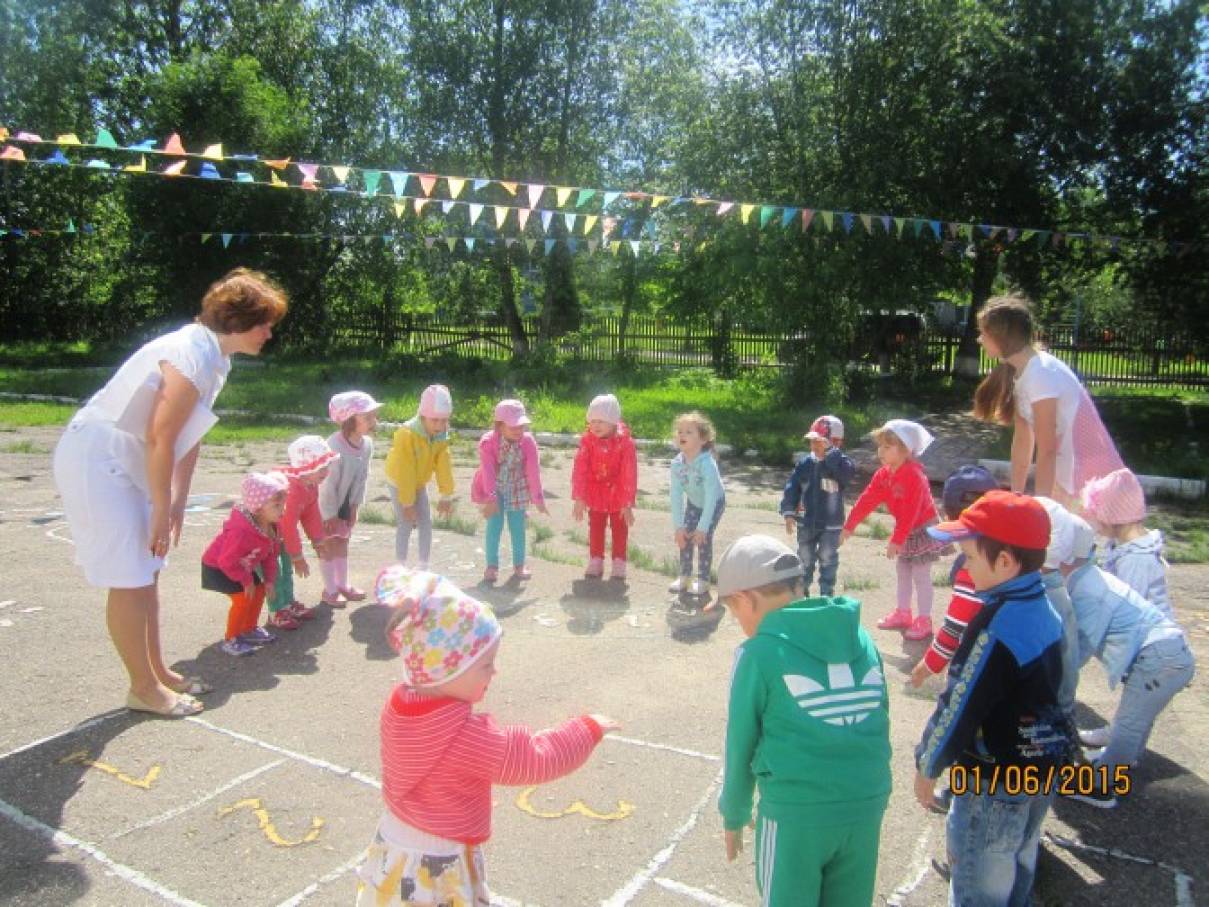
[1014, 350, 1123, 495]
[80, 323, 232, 490]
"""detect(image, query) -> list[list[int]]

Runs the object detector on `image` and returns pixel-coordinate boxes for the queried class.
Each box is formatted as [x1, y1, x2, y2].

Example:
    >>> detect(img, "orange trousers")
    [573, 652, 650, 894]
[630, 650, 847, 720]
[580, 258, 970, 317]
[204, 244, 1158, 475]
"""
[225, 585, 266, 641]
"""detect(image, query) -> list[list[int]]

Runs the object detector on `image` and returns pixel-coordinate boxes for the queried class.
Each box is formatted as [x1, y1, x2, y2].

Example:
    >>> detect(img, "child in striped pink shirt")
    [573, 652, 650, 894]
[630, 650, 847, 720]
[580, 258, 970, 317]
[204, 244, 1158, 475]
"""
[356, 566, 619, 906]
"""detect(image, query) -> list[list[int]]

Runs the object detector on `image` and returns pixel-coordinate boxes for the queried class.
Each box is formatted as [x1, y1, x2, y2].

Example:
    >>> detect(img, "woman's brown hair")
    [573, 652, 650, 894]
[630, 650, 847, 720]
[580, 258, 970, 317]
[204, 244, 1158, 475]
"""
[197, 268, 288, 334]
[972, 296, 1035, 426]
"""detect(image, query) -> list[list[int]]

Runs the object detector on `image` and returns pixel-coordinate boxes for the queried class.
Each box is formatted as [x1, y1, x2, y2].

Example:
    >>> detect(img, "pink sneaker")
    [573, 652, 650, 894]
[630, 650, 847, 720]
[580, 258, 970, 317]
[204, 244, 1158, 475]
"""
[877, 609, 913, 631]
[320, 590, 347, 609]
[611, 558, 627, 580]
[267, 610, 300, 631]
[904, 616, 934, 641]
[584, 557, 604, 578]
[339, 585, 367, 602]
[483, 566, 499, 583]
[288, 601, 317, 621]
[513, 565, 532, 580]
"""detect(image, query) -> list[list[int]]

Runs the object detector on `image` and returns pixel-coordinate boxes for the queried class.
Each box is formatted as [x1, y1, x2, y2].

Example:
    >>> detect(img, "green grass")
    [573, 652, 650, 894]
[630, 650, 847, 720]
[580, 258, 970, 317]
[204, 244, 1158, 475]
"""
[433, 511, 479, 537]
[531, 522, 554, 544]
[0, 439, 47, 454]
[563, 527, 589, 547]
[531, 543, 585, 568]
[1148, 506, 1209, 564]
[854, 520, 891, 541]
[627, 543, 682, 578]
[842, 576, 880, 592]
[358, 505, 394, 525]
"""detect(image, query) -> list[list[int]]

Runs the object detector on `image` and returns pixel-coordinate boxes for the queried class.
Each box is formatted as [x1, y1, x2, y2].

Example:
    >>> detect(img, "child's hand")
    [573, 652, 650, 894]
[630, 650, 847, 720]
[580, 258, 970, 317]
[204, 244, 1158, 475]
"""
[322, 518, 342, 536]
[724, 827, 744, 861]
[910, 660, 933, 689]
[347, 506, 358, 528]
[481, 498, 499, 518]
[674, 528, 688, 549]
[914, 771, 937, 811]
[885, 542, 901, 559]
[589, 714, 621, 733]
[436, 499, 453, 518]
[839, 529, 853, 546]
[784, 516, 796, 537]
[402, 504, 418, 523]
[622, 507, 635, 527]
[690, 530, 707, 546]
[294, 557, 310, 578]
[572, 501, 585, 522]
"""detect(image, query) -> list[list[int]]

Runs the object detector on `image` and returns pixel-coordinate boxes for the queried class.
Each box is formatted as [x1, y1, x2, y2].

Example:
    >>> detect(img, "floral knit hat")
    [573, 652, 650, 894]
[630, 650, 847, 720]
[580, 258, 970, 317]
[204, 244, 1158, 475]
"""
[375, 566, 502, 688]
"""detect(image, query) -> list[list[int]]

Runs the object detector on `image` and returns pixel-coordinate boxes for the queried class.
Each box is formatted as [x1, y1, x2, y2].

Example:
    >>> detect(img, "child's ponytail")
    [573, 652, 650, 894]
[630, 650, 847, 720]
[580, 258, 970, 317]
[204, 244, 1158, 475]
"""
[972, 296, 1035, 426]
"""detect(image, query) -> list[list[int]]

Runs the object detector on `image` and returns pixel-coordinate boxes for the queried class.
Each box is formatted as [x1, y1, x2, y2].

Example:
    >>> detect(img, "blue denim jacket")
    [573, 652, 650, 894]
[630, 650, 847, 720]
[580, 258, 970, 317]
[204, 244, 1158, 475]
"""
[1065, 559, 1182, 690]
[779, 447, 856, 533]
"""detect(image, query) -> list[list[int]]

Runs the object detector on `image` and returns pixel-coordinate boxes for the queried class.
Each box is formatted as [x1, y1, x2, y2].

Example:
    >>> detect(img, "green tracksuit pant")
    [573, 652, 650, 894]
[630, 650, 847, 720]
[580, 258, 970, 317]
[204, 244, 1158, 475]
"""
[267, 549, 294, 614]
[753, 808, 885, 907]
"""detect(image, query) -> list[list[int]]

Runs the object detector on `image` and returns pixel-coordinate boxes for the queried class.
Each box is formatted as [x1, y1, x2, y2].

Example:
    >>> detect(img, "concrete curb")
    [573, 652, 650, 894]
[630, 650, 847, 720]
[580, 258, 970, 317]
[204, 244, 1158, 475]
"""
[977, 458, 1205, 501]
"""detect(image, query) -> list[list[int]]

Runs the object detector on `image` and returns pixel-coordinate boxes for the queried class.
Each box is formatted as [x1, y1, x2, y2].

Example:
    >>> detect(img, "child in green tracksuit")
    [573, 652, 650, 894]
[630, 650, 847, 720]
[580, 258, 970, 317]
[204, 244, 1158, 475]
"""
[714, 534, 892, 907]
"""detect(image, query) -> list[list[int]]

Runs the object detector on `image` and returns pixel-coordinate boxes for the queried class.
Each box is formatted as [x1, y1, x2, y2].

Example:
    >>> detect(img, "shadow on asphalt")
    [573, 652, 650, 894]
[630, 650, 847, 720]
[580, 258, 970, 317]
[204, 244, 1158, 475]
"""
[348, 602, 396, 660]
[666, 596, 726, 643]
[559, 579, 630, 635]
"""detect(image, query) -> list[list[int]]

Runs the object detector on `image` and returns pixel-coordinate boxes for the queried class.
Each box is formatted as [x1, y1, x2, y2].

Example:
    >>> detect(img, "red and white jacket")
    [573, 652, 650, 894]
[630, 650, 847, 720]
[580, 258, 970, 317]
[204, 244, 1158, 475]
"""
[570, 422, 638, 513]
[201, 508, 280, 588]
[925, 565, 983, 674]
[280, 474, 325, 558]
[380, 686, 603, 844]
[843, 459, 937, 546]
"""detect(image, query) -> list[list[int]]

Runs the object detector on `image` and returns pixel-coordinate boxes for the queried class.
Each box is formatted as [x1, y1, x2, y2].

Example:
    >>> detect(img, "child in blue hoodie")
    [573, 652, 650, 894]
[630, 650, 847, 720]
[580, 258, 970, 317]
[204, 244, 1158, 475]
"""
[715, 534, 891, 907]
[779, 415, 855, 596]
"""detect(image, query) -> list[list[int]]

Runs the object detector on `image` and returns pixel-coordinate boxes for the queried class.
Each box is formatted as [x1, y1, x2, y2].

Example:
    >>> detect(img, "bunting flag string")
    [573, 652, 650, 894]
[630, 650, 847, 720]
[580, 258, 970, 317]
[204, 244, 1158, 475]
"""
[0, 219, 91, 239]
[0, 126, 1198, 257]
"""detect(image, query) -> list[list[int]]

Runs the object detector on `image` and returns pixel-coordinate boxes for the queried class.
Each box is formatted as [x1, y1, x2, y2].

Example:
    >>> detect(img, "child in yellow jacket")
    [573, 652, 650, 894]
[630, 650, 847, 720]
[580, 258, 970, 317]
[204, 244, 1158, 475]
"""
[384, 385, 455, 569]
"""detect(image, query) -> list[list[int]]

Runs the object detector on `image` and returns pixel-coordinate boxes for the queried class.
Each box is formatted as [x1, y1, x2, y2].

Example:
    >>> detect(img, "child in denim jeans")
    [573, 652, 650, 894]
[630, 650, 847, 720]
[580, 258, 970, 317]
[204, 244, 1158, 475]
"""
[779, 415, 854, 596]
[1056, 513, 1194, 808]
[915, 491, 1070, 907]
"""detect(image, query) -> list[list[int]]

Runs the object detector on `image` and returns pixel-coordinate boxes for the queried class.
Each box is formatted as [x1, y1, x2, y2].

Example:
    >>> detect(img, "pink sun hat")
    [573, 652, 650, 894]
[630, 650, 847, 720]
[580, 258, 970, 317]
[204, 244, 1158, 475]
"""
[241, 470, 289, 512]
[329, 390, 383, 424]
[1081, 468, 1146, 526]
[285, 435, 339, 477]
[493, 399, 531, 428]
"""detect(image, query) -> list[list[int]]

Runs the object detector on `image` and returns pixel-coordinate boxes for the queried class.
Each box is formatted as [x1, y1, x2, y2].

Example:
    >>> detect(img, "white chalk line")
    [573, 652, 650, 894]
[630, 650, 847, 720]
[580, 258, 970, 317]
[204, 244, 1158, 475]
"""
[653, 877, 746, 906]
[1044, 833, 1194, 907]
[885, 825, 934, 906]
[184, 716, 383, 789]
[0, 795, 207, 907]
[272, 850, 367, 907]
[0, 708, 124, 764]
[601, 768, 723, 907]
[109, 759, 285, 840]
[607, 734, 721, 763]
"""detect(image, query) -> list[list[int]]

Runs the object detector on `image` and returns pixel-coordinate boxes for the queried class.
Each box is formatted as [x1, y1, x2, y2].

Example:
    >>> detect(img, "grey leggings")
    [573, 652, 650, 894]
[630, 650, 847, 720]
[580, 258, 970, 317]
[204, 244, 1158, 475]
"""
[389, 485, 432, 565]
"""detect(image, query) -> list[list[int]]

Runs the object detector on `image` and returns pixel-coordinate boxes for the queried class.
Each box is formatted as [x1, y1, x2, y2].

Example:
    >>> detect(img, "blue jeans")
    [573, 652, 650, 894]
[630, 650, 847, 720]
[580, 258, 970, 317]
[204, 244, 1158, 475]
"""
[798, 527, 840, 596]
[1102, 635, 1194, 770]
[947, 787, 1053, 907]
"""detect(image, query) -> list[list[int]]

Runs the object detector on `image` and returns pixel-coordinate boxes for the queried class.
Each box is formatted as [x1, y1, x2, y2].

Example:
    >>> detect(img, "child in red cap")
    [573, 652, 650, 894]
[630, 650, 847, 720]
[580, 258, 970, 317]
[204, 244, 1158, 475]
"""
[914, 490, 1071, 907]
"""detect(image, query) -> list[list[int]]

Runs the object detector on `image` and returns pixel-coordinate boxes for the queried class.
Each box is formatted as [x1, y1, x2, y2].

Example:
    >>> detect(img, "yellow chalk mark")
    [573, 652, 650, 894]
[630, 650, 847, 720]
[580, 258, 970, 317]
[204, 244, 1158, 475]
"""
[57, 749, 162, 790]
[515, 785, 634, 821]
[218, 797, 324, 847]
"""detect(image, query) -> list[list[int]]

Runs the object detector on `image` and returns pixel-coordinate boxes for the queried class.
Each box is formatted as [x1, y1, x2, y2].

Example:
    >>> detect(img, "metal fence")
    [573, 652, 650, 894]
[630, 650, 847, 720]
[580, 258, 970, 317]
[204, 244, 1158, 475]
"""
[335, 312, 1209, 388]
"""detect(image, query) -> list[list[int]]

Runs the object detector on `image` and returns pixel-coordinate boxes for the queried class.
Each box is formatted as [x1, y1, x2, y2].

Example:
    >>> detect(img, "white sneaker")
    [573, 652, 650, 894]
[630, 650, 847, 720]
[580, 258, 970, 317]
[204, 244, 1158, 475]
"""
[1079, 726, 1111, 748]
[668, 576, 690, 593]
[1083, 747, 1106, 763]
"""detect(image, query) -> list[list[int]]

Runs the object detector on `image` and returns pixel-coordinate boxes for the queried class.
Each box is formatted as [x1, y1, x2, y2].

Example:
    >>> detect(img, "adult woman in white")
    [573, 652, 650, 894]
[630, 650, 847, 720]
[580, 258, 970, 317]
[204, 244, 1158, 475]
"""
[53, 268, 287, 717]
[973, 296, 1123, 503]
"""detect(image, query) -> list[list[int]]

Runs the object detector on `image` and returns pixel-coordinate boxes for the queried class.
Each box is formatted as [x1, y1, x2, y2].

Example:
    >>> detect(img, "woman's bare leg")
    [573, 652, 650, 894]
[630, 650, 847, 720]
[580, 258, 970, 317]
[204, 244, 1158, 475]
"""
[106, 585, 177, 710]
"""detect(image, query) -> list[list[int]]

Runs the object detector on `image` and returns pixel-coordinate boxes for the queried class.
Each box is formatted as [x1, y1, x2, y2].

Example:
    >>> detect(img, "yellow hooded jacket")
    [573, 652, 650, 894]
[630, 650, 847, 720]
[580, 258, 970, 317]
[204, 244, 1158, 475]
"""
[384, 416, 455, 506]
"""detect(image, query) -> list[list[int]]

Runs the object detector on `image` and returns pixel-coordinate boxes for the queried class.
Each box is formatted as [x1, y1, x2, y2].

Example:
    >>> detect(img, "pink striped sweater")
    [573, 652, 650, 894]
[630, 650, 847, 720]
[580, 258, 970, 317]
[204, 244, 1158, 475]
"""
[380, 685, 604, 844]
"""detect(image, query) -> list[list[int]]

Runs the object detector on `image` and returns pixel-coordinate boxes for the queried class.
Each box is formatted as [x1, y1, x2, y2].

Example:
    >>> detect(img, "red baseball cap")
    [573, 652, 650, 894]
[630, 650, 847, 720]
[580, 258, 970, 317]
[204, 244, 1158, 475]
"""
[927, 489, 1051, 549]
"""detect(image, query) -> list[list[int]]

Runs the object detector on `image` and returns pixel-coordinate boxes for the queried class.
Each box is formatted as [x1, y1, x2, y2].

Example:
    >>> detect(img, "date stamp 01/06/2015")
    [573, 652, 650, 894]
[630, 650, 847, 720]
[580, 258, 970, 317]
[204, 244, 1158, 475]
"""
[948, 763, 1132, 799]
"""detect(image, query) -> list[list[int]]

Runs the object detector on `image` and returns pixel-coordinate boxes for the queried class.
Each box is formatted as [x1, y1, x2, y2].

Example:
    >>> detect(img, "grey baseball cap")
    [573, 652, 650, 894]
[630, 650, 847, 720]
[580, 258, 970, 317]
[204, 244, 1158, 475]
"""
[716, 535, 804, 598]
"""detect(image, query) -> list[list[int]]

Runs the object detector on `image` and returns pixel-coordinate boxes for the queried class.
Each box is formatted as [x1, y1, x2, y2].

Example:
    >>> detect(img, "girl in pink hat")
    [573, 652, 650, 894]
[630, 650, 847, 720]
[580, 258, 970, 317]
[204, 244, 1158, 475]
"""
[266, 435, 340, 629]
[571, 393, 638, 579]
[384, 385, 456, 570]
[201, 471, 288, 656]
[319, 390, 383, 607]
[355, 566, 618, 906]
[1081, 467, 1173, 620]
[471, 399, 548, 583]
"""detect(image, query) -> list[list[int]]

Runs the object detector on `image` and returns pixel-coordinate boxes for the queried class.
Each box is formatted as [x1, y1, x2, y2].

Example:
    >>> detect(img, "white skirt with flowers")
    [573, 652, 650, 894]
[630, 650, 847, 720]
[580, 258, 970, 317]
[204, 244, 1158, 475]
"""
[355, 811, 490, 907]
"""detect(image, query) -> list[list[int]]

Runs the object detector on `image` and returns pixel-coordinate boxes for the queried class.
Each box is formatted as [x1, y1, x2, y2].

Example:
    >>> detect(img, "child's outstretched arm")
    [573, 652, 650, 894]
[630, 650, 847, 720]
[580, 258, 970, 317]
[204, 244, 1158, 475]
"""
[483, 713, 616, 786]
[841, 471, 886, 542]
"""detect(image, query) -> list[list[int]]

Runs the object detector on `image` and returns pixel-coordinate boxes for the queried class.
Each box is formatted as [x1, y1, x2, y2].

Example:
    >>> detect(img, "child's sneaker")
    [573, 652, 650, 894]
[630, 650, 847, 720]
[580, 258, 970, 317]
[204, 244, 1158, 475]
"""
[267, 610, 301, 631]
[483, 566, 499, 583]
[221, 638, 257, 657]
[904, 616, 933, 641]
[1069, 788, 1118, 809]
[321, 590, 347, 609]
[1079, 725, 1111, 748]
[877, 609, 913, 631]
[584, 557, 604, 579]
[513, 565, 532, 581]
[690, 579, 710, 598]
[668, 576, 690, 593]
[610, 558, 627, 580]
[339, 585, 367, 602]
[239, 626, 277, 646]
[288, 601, 317, 621]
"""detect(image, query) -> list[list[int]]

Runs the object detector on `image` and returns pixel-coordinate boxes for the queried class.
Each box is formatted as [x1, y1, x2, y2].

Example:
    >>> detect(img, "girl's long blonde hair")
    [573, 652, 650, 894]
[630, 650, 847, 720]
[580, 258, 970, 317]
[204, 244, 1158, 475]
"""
[972, 296, 1036, 426]
[674, 411, 716, 450]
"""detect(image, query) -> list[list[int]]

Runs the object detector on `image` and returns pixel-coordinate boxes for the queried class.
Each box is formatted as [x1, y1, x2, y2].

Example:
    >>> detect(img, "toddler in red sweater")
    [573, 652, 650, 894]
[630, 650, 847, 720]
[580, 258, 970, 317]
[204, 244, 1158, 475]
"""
[841, 420, 951, 640]
[356, 566, 619, 906]
[571, 393, 638, 580]
[201, 471, 288, 657]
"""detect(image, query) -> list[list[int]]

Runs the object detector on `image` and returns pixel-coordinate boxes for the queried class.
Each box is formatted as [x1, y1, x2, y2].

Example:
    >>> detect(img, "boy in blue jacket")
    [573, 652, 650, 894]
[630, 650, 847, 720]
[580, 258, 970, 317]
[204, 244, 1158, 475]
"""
[780, 415, 855, 596]
[916, 491, 1070, 907]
